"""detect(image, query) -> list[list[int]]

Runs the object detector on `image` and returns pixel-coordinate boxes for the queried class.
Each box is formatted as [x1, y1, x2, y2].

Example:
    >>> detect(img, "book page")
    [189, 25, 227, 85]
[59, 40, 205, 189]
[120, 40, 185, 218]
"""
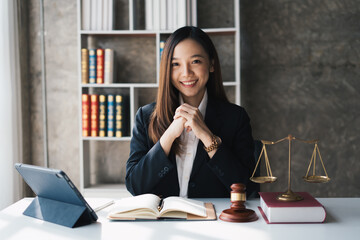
[108, 194, 161, 219]
[160, 197, 206, 218]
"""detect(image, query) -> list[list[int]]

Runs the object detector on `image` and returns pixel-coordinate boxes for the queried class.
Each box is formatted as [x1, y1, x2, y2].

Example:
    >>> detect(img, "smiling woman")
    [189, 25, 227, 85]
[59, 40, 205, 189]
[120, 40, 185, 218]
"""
[125, 26, 255, 199]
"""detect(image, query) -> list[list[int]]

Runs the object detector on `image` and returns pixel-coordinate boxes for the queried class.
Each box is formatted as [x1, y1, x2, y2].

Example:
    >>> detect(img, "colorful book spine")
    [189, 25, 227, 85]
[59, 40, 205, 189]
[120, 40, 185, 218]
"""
[90, 94, 99, 137]
[89, 49, 97, 83]
[82, 94, 91, 137]
[81, 49, 89, 84]
[96, 49, 104, 84]
[160, 41, 165, 58]
[99, 95, 107, 137]
[115, 95, 123, 137]
[104, 49, 114, 84]
[107, 95, 115, 137]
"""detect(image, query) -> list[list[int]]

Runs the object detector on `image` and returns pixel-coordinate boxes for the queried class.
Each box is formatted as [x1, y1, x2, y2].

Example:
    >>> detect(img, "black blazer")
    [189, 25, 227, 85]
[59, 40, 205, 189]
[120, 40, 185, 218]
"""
[125, 97, 255, 198]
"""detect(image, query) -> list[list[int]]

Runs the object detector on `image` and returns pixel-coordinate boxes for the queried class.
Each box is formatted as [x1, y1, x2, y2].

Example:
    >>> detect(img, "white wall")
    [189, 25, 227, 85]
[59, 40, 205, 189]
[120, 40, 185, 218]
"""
[0, 0, 23, 210]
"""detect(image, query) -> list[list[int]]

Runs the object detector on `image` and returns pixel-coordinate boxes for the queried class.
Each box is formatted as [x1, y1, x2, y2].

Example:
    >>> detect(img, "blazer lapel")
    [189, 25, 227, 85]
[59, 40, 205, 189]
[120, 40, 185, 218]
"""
[190, 98, 224, 179]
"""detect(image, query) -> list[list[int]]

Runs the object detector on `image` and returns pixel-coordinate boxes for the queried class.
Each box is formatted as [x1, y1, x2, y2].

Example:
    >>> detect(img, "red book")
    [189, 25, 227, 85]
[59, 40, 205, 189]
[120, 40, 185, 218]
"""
[90, 94, 99, 137]
[259, 192, 326, 224]
[82, 94, 90, 136]
[96, 49, 104, 84]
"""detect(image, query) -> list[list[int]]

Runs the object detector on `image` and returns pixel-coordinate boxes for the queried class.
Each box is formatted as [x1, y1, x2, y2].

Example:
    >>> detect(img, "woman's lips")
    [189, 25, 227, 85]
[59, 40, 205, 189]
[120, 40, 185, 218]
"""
[180, 80, 197, 87]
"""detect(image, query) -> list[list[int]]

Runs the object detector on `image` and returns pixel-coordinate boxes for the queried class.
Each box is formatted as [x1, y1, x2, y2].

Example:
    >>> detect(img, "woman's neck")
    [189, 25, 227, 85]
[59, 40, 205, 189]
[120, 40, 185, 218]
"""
[181, 90, 206, 107]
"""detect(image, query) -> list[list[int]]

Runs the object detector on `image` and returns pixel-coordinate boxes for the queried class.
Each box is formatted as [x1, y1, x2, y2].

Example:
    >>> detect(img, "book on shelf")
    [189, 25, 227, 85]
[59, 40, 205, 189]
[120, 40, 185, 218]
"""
[190, 0, 197, 26]
[160, 0, 167, 30]
[107, 95, 115, 137]
[90, 0, 97, 30]
[145, 0, 154, 30]
[102, 0, 108, 30]
[99, 95, 107, 137]
[82, 94, 91, 137]
[107, 0, 114, 30]
[90, 94, 99, 137]
[177, 0, 187, 28]
[82, 0, 113, 30]
[258, 192, 326, 224]
[107, 194, 216, 221]
[104, 48, 115, 84]
[160, 41, 165, 58]
[96, 0, 103, 30]
[81, 49, 89, 84]
[81, 0, 91, 30]
[89, 49, 97, 84]
[145, 0, 196, 30]
[96, 49, 104, 84]
[167, 0, 174, 30]
[153, 0, 160, 30]
[115, 95, 123, 137]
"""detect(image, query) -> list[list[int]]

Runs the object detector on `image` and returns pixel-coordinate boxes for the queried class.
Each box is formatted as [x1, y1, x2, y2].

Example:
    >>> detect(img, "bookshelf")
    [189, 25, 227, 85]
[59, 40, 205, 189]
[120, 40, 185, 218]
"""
[77, 0, 240, 198]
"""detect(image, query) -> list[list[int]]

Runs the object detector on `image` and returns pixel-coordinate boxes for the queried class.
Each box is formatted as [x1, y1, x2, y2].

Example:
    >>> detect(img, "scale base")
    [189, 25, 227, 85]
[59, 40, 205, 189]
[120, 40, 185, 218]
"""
[276, 190, 303, 202]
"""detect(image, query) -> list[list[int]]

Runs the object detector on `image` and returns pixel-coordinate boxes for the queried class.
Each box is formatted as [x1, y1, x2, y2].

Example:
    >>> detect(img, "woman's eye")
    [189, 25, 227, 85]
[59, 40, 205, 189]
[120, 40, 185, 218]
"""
[192, 59, 201, 64]
[171, 62, 179, 67]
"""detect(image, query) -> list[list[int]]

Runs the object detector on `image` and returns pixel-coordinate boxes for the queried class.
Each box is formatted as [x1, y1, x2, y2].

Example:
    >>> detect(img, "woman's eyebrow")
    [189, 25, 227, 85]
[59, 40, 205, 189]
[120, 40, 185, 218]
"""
[172, 54, 205, 60]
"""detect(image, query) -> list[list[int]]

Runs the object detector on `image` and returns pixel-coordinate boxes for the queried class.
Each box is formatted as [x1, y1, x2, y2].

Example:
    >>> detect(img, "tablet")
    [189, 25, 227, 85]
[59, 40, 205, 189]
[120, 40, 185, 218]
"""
[15, 163, 98, 222]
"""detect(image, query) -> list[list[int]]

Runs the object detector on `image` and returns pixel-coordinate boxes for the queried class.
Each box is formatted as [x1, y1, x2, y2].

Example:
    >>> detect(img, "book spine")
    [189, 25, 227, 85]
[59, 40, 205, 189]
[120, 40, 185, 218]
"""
[81, 49, 89, 84]
[108, 0, 114, 30]
[81, 0, 91, 30]
[104, 49, 114, 84]
[82, 94, 91, 137]
[99, 95, 107, 137]
[90, 94, 99, 137]
[160, 41, 165, 58]
[160, 0, 167, 30]
[191, 0, 197, 26]
[96, 0, 103, 30]
[102, 0, 109, 30]
[90, 0, 97, 30]
[107, 95, 115, 137]
[145, 0, 153, 30]
[89, 49, 97, 84]
[115, 95, 123, 137]
[177, 0, 186, 28]
[153, 0, 160, 30]
[96, 49, 104, 84]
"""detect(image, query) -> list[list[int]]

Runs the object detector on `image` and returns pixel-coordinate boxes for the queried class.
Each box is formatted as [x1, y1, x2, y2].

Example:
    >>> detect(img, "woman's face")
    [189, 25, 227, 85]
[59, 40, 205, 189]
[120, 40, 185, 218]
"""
[171, 38, 214, 106]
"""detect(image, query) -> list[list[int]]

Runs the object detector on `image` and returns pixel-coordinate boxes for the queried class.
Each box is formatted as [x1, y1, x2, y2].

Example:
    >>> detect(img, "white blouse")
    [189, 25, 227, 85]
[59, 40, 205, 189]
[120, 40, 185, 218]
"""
[176, 90, 208, 197]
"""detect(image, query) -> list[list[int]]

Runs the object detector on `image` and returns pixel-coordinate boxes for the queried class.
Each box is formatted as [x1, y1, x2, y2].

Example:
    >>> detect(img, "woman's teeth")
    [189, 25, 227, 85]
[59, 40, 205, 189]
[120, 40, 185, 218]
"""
[182, 80, 196, 85]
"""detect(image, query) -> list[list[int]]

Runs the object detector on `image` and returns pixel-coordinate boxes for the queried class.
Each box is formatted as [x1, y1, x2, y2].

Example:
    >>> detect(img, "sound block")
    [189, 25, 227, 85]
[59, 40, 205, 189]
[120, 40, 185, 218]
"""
[219, 208, 258, 223]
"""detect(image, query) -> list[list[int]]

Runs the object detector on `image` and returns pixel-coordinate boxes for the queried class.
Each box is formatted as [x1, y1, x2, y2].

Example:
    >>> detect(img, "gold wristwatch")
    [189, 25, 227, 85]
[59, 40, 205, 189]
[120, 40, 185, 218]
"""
[204, 135, 222, 152]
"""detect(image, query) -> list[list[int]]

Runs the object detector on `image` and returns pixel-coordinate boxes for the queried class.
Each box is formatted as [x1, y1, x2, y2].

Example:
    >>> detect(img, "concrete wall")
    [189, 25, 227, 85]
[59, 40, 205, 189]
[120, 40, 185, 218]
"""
[22, 0, 360, 197]
[241, 0, 360, 197]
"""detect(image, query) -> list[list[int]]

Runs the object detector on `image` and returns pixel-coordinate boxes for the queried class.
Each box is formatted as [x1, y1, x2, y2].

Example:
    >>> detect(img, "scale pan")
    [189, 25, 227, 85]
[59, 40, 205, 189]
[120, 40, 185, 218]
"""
[250, 176, 277, 184]
[303, 175, 330, 183]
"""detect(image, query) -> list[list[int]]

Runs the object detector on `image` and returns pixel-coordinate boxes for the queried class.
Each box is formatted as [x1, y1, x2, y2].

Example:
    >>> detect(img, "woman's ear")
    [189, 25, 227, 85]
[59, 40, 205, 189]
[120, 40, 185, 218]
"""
[210, 59, 215, 72]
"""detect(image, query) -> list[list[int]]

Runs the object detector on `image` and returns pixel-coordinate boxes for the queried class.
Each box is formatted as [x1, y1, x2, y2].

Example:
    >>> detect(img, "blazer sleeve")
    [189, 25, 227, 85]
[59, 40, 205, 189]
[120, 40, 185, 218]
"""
[206, 107, 255, 191]
[125, 106, 175, 195]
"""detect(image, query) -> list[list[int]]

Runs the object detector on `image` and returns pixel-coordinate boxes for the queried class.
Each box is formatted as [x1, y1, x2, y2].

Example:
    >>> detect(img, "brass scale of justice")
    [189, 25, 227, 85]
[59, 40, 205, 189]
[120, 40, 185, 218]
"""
[219, 134, 331, 222]
[250, 134, 331, 202]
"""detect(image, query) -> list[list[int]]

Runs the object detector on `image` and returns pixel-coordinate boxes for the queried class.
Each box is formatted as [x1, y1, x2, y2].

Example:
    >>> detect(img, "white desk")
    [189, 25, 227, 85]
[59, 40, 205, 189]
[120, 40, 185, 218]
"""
[1, 197, 359, 240]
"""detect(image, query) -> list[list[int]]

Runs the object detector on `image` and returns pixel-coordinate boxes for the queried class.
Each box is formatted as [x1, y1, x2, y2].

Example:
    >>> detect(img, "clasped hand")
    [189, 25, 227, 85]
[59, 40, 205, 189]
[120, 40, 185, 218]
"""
[171, 103, 212, 143]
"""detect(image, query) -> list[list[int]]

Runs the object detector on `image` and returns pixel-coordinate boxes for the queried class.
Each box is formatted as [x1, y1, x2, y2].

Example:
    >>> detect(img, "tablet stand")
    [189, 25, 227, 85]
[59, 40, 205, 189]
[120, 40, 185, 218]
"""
[23, 197, 94, 228]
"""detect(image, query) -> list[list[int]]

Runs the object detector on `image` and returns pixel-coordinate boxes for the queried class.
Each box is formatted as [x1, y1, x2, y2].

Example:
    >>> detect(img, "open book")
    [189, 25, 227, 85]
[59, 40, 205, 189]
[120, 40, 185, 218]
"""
[107, 194, 216, 220]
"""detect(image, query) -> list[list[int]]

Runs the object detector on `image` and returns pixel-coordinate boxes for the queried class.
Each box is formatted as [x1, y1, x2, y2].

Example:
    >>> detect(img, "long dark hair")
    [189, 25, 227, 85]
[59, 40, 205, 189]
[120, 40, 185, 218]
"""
[149, 26, 228, 154]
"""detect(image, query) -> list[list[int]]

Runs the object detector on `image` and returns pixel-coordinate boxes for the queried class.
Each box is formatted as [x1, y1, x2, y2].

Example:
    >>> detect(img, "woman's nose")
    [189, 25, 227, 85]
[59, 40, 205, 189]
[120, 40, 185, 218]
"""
[181, 64, 193, 77]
